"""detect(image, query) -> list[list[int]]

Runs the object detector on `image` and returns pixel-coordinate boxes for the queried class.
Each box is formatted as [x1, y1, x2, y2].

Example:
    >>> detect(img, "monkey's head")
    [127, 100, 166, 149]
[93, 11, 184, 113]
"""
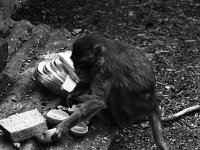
[71, 35, 106, 82]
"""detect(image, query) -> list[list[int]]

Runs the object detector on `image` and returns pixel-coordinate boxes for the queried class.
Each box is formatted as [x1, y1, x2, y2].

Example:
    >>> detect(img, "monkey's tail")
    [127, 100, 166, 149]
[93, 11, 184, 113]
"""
[161, 105, 200, 122]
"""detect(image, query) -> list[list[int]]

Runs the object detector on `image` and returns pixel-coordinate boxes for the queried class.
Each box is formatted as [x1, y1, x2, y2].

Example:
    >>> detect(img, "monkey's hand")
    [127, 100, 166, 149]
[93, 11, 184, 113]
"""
[51, 111, 82, 141]
[67, 90, 80, 100]
[53, 94, 107, 141]
[67, 91, 82, 107]
[51, 126, 62, 141]
[67, 83, 90, 105]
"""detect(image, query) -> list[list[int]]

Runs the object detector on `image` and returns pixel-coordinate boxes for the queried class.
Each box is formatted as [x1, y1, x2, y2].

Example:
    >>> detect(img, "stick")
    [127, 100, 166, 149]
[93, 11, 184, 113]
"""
[162, 105, 200, 122]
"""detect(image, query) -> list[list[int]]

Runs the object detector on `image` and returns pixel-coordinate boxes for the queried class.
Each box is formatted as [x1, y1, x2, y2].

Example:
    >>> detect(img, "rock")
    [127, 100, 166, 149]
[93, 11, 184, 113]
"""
[0, 109, 48, 142]
[0, 0, 29, 20]
[0, 19, 116, 150]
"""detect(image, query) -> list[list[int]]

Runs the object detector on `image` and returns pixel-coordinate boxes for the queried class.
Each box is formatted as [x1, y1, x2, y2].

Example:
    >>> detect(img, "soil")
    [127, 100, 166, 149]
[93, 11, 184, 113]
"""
[12, 0, 200, 149]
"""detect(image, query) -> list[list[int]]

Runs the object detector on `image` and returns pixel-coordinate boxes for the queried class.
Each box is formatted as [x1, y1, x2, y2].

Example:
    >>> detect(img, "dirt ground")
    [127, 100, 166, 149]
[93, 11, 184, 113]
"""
[12, 0, 200, 149]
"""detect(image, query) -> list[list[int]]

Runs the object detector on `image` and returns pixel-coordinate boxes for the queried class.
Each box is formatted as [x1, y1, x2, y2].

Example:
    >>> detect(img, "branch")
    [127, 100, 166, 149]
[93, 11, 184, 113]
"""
[162, 105, 200, 122]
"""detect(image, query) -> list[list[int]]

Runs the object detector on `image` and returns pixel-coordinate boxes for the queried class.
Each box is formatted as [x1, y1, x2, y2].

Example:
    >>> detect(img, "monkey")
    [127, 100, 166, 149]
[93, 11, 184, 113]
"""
[52, 34, 168, 150]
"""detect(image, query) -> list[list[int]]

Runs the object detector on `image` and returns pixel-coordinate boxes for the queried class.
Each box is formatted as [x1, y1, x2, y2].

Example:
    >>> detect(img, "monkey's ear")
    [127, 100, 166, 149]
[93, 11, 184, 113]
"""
[94, 44, 106, 67]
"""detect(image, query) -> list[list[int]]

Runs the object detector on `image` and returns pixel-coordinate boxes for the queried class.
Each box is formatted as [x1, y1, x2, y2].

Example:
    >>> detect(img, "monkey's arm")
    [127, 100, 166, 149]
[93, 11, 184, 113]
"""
[54, 96, 107, 138]
[67, 82, 90, 105]
[53, 79, 110, 139]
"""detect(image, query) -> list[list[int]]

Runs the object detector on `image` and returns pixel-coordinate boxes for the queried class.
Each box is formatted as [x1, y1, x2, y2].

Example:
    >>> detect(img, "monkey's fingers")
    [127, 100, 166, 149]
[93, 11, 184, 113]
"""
[52, 128, 62, 141]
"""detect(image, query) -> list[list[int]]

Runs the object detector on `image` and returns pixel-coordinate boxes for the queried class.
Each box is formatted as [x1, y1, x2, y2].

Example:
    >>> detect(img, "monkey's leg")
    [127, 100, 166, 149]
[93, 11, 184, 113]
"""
[150, 110, 168, 150]
[53, 96, 107, 139]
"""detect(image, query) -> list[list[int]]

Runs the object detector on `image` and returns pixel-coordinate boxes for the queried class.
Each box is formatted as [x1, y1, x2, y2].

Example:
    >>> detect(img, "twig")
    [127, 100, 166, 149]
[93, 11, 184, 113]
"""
[184, 39, 198, 43]
[135, 0, 154, 7]
[162, 105, 200, 122]
[156, 81, 167, 86]
[179, 14, 200, 22]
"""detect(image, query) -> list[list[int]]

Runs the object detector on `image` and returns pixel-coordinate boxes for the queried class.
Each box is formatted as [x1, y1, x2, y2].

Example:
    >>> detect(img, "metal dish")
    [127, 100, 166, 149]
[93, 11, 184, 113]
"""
[50, 59, 66, 81]
[35, 68, 66, 96]
[58, 55, 80, 83]
[34, 61, 67, 96]
[54, 58, 69, 79]
[34, 52, 79, 96]
[35, 61, 46, 76]
[45, 61, 64, 84]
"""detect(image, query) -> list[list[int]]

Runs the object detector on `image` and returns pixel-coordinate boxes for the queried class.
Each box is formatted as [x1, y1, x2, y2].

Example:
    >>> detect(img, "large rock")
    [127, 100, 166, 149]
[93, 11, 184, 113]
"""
[0, 0, 29, 20]
[0, 18, 116, 150]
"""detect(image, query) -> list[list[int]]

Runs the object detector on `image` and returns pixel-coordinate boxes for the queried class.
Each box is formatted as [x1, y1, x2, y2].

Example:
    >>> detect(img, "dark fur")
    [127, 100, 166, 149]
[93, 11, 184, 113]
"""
[54, 34, 168, 150]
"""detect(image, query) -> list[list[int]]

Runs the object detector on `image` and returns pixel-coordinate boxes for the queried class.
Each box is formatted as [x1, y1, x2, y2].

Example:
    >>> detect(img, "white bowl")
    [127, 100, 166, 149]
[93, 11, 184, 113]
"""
[45, 109, 69, 126]
[69, 122, 88, 137]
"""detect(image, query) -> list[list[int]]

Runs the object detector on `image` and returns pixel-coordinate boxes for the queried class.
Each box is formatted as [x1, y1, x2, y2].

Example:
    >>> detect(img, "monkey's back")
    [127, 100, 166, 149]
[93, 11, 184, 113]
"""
[72, 34, 158, 124]
[99, 37, 158, 124]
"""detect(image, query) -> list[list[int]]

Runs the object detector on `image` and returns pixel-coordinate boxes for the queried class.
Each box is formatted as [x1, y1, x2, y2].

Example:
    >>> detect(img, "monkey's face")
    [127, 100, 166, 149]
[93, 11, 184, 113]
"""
[71, 40, 96, 82]
[71, 36, 106, 82]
